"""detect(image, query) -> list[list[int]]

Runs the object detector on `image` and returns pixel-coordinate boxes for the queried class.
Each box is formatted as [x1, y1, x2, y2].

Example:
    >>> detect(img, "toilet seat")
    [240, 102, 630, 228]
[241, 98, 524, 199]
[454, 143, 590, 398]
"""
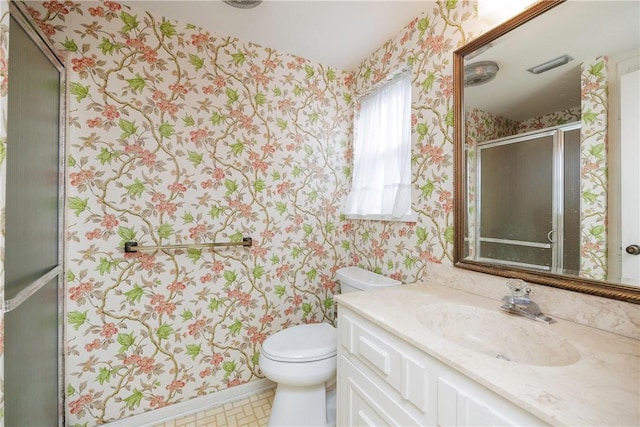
[261, 323, 337, 363]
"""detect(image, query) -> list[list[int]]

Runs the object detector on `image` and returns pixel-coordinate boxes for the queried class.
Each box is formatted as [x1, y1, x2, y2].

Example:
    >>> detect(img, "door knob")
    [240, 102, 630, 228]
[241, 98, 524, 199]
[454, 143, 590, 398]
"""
[626, 245, 640, 255]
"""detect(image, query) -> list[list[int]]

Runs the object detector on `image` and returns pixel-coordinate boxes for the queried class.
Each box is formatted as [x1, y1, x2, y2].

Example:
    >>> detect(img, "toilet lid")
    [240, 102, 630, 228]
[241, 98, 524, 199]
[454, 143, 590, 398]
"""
[261, 323, 337, 362]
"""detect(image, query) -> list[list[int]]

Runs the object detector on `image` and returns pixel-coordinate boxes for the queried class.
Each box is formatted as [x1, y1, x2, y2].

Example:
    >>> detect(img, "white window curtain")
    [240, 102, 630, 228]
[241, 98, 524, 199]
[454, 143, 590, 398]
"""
[344, 72, 412, 219]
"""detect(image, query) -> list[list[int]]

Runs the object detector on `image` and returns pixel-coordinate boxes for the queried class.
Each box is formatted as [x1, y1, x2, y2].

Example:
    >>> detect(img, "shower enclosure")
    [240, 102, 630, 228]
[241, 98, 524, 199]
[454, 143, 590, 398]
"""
[473, 123, 581, 274]
[4, 4, 65, 425]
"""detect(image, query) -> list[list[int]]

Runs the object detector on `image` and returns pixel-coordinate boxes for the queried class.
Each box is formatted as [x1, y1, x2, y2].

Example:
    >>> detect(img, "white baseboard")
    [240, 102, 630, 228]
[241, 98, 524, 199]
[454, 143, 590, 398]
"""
[103, 379, 276, 427]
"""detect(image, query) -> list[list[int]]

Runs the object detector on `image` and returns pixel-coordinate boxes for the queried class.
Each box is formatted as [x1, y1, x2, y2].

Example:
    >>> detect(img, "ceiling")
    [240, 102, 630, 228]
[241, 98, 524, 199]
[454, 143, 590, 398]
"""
[122, 0, 433, 71]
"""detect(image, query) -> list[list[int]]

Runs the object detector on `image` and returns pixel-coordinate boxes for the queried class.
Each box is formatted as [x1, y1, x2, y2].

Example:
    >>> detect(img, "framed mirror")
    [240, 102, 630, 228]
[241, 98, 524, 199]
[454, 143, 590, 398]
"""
[453, 0, 640, 303]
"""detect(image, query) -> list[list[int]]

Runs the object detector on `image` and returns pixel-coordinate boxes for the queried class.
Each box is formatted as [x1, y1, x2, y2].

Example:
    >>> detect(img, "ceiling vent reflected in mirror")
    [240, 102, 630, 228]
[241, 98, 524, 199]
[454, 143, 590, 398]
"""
[223, 0, 263, 9]
[527, 54, 574, 74]
[464, 61, 499, 87]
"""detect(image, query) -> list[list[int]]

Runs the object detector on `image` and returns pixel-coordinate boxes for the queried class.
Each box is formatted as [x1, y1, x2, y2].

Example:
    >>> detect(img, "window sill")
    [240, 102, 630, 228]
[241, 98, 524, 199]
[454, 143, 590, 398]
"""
[344, 211, 417, 223]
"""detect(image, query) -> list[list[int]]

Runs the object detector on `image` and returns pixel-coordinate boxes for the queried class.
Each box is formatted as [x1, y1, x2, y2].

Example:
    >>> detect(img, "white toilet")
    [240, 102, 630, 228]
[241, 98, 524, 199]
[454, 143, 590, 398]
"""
[259, 266, 401, 427]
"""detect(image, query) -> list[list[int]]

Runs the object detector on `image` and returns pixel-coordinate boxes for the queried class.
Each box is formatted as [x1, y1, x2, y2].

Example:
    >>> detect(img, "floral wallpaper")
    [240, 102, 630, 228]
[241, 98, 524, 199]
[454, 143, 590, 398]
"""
[580, 56, 608, 280]
[465, 105, 581, 143]
[465, 106, 517, 144]
[18, 0, 483, 425]
[28, 0, 354, 424]
[2, 0, 616, 425]
[0, 2, 7, 423]
[517, 106, 581, 133]
[6, 0, 613, 424]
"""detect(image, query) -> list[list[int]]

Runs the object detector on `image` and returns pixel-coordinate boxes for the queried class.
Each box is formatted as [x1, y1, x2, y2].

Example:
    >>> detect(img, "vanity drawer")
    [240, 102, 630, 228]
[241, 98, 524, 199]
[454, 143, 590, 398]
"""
[339, 310, 435, 416]
[340, 311, 403, 390]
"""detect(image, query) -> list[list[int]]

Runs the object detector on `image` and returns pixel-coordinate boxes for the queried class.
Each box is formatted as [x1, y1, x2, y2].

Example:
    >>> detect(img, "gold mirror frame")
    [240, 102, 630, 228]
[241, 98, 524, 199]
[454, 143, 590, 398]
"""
[453, 0, 640, 304]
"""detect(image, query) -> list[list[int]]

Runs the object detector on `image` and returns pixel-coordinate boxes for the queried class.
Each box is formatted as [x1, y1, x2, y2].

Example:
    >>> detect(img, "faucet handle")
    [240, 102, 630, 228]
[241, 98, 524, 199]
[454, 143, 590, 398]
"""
[505, 279, 527, 297]
[505, 279, 533, 304]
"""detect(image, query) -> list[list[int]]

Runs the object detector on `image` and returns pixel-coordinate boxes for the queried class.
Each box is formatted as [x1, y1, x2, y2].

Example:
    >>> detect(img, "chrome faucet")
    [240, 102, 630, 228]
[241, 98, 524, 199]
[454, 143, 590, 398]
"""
[499, 279, 555, 324]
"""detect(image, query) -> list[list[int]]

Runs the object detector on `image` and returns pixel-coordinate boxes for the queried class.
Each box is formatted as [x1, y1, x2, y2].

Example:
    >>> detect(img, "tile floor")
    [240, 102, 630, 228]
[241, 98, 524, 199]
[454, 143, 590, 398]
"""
[154, 388, 275, 427]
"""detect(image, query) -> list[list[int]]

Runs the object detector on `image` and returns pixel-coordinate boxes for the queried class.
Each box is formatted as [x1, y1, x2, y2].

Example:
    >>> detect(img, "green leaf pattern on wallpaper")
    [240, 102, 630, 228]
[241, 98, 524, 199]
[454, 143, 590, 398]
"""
[24, 0, 476, 424]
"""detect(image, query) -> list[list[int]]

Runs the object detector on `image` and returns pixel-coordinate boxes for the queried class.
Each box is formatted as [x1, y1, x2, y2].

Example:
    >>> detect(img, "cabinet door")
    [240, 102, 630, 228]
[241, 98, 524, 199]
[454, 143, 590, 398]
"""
[340, 310, 437, 418]
[346, 384, 391, 427]
[338, 356, 423, 427]
[438, 378, 511, 427]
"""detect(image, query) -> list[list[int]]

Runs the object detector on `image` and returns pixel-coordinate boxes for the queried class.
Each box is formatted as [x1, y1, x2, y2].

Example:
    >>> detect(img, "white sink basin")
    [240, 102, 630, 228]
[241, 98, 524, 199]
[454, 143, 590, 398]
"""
[416, 303, 580, 367]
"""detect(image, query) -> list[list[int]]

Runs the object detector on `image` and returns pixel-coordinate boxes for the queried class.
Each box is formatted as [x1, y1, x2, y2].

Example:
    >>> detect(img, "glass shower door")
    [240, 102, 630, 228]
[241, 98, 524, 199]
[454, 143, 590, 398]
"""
[476, 124, 581, 273]
[4, 9, 64, 426]
[477, 131, 556, 270]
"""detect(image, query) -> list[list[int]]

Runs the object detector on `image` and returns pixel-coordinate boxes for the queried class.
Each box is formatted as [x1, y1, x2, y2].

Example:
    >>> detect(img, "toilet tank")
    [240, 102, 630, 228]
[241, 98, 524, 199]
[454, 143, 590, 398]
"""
[335, 266, 401, 294]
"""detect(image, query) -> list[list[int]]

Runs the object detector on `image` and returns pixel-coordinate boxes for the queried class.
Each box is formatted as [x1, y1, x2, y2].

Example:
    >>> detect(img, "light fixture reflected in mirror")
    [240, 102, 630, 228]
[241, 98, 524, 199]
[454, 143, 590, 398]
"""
[223, 0, 263, 9]
[464, 61, 499, 87]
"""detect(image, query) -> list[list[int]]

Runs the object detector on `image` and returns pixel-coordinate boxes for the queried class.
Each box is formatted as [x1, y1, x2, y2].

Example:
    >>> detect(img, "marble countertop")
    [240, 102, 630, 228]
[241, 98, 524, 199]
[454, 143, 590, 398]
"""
[335, 282, 640, 427]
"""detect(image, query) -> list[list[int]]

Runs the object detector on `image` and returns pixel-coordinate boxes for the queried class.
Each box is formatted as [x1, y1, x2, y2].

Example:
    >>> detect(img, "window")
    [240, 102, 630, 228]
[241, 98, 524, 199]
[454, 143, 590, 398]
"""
[344, 71, 413, 220]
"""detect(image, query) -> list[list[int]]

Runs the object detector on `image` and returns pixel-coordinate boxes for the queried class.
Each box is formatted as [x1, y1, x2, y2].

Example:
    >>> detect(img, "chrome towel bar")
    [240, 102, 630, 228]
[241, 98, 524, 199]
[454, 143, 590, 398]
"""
[124, 237, 252, 253]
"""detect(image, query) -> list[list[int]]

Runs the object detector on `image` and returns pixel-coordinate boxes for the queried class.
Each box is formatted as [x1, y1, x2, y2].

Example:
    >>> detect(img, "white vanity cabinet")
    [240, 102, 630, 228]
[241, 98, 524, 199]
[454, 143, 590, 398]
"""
[337, 307, 547, 427]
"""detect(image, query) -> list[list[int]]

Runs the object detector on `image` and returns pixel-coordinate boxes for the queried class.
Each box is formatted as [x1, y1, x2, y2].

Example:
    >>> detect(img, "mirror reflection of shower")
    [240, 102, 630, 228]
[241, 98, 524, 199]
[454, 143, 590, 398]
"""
[470, 123, 581, 275]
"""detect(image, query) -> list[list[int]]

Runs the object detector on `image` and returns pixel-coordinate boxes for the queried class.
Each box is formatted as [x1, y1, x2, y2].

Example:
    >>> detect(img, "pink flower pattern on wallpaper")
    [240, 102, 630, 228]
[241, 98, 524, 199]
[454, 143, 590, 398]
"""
[24, 0, 477, 424]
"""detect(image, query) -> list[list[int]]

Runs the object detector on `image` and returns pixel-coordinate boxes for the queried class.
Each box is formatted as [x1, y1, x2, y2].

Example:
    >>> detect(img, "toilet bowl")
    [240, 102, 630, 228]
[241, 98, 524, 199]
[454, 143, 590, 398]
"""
[259, 266, 401, 427]
[259, 323, 337, 427]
